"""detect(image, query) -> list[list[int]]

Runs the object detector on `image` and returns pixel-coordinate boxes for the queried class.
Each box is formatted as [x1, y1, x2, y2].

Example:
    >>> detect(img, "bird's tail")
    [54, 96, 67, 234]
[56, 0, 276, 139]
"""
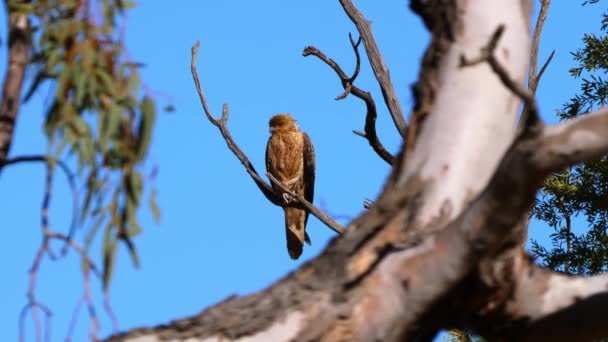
[284, 207, 311, 259]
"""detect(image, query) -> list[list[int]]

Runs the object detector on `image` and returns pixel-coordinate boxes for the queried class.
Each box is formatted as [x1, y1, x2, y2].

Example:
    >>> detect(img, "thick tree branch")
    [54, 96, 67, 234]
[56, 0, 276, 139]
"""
[303, 41, 394, 164]
[338, 0, 407, 138]
[0, 2, 31, 164]
[534, 106, 608, 170]
[191, 41, 345, 234]
[504, 262, 608, 341]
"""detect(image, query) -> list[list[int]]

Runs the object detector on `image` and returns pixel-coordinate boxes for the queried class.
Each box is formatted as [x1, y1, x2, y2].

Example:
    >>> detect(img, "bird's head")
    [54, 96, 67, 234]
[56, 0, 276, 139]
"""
[269, 113, 298, 134]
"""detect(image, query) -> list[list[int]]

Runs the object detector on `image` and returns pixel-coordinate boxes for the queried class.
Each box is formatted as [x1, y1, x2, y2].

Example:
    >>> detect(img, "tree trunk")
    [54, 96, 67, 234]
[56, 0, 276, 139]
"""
[106, 1, 608, 341]
[0, 1, 31, 163]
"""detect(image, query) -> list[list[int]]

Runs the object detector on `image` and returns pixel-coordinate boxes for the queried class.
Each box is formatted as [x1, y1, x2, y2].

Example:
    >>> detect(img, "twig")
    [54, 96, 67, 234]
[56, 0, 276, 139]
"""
[65, 297, 85, 342]
[17, 160, 103, 342]
[191, 41, 345, 234]
[267, 173, 345, 234]
[338, 0, 407, 138]
[104, 290, 120, 333]
[460, 25, 541, 131]
[18, 301, 52, 342]
[303, 43, 394, 164]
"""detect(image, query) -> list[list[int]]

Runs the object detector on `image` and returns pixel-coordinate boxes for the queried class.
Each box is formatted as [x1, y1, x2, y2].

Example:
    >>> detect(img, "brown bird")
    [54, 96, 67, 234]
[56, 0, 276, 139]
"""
[265, 113, 315, 259]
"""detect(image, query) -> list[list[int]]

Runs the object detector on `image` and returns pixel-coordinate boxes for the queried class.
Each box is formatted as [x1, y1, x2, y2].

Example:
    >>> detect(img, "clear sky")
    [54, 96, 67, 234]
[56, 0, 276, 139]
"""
[0, 2, 604, 341]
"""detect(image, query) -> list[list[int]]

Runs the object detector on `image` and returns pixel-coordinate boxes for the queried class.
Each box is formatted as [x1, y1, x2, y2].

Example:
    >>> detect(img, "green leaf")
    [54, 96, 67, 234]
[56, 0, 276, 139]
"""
[99, 105, 121, 149]
[126, 170, 143, 206]
[96, 69, 117, 97]
[74, 65, 88, 107]
[148, 188, 161, 223]
[121, 235, 140, 268]
[135, 96, 156, 161]
[102, 221, 117, 289]
[81, 170, 98, 222]
[56, 66, 71, 102]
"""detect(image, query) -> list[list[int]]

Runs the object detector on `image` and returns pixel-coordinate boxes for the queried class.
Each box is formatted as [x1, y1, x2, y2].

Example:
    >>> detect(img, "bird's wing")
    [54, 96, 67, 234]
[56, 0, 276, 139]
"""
[302, 132, 315, 213]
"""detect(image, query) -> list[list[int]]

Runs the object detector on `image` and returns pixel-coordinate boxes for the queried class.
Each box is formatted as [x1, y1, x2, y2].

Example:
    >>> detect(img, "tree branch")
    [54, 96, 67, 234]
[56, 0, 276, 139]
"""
[0, 155, 80, 257]
[520, 0, 554, 130]
[534, 106, 608, 171]
[480, 260, 608, 341]
[303, 40, 394, 164]
[528, 0, 552, 94]
[338, 0, 407, 138]
[0, 2, 31, 164]
[267, 173, 344, 234]
[191, 41, 345, 234]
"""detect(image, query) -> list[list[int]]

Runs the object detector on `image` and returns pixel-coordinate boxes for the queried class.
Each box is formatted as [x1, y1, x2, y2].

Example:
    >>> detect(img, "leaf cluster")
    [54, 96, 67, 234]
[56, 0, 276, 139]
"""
[22, 0, 160, 288]
[531, 9, 608, 276]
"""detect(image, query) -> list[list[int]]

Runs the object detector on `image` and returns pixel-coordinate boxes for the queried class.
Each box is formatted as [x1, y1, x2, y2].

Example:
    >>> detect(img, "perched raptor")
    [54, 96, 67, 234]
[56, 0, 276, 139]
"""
[265, 113, 315, 259]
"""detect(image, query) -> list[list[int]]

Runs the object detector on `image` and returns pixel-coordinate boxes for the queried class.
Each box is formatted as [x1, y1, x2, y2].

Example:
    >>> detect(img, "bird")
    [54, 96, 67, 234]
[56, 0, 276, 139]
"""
[265, 113, 315, 259]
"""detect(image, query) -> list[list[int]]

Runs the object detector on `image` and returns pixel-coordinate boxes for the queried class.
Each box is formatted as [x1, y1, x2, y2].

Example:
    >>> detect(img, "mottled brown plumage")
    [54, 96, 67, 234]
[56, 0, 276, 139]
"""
[266, 113, 315, 259]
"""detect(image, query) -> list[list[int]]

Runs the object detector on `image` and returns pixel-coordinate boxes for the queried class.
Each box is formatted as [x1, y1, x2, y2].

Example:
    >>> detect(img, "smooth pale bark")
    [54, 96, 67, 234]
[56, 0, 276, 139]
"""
[401, 1, 530, 227]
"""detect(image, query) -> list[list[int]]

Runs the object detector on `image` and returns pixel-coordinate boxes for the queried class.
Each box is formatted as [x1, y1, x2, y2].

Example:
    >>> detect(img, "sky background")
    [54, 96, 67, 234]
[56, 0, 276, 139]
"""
[0, 1, 605, 341]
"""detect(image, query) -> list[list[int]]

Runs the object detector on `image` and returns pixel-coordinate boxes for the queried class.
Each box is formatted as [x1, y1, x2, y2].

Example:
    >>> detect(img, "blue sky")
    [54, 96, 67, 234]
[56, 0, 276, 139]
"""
[0, 2, 604, 341]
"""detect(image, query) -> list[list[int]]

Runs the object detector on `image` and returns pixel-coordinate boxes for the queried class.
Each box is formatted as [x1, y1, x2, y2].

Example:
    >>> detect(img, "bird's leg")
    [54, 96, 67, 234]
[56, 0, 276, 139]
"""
[282, 192, 294, 203]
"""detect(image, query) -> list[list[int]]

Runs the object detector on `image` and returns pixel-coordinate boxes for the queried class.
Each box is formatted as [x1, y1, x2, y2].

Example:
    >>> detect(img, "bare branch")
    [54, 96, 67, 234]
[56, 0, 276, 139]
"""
[17, 159, 106, 342]
[528, 0, 552, 94]
[191, 41, 285, 205]
[191, 41, 344, 233]
[519, 0, 554, 131]
[338, 0, 407, 138]
[303, 44, 395, 164]
[267, 173, 345, 234]
[0, 154, 80, 256]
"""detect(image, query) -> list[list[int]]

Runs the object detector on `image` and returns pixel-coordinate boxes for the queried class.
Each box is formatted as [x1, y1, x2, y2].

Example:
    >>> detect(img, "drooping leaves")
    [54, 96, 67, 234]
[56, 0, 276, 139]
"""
[23, 0, 162, 289]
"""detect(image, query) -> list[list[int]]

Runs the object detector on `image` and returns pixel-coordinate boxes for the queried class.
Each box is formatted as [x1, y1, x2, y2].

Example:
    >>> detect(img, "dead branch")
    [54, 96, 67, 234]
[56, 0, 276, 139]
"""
[191, 41, 345, 234]
[519, 0, 554, 131]
[528, 0, 552, 94]
[17, 160, 106, 342]
[303, 42, 394, 164]
[338, 0, 407, 138]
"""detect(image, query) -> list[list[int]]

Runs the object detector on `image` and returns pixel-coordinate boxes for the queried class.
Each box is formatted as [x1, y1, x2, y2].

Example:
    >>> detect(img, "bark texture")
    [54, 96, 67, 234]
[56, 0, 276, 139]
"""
[0, 2, 31, 163]
[106, 1, 608, 341]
